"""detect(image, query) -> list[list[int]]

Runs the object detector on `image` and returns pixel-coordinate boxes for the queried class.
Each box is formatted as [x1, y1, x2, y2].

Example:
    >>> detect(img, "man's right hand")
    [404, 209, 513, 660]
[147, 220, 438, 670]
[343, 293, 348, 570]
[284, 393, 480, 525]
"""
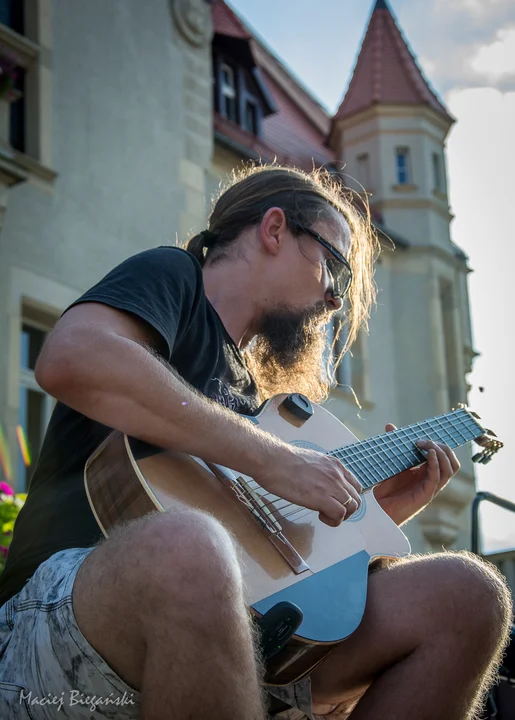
[253, 446, 363, 527]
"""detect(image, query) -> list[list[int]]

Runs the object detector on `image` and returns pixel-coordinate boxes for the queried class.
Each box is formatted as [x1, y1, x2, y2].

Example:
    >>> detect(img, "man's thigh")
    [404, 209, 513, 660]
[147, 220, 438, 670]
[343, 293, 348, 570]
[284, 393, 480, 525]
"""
[0, 548, 139, 720]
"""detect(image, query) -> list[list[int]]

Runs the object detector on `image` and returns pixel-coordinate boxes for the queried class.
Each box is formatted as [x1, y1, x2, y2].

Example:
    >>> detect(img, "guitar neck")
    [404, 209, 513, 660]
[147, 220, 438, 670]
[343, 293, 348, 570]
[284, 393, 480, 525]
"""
[330, 408, 484, 489]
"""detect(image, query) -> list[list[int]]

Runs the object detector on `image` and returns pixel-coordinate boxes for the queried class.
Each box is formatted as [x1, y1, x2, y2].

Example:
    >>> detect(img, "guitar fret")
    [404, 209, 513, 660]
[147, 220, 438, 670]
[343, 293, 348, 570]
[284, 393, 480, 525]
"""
[345, 447, 376, 486]
[327, 408, 486, 491]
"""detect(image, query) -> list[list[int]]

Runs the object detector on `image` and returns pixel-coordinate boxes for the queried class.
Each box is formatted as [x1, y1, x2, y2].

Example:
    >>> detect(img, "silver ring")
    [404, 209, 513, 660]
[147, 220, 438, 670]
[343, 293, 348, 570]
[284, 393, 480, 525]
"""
[343, 496, 353, 507]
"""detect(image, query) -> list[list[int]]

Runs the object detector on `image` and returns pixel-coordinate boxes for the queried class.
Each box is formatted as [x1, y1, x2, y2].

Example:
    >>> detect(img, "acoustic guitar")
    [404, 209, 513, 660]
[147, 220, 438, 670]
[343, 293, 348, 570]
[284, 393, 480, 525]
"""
[84, 393, 502, 685]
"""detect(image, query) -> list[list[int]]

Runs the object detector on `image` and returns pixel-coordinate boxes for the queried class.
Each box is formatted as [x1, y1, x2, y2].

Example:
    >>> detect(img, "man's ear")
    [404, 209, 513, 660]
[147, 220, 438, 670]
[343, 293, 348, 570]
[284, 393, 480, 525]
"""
[258, 207, 288, 257]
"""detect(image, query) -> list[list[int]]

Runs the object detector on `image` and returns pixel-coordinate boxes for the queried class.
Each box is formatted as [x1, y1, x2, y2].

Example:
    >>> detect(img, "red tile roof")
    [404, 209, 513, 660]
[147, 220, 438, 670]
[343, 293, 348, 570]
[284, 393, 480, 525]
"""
[211, 0, 251, 39]
[335, 0, 453, 123]
[260, 70, 335, 170]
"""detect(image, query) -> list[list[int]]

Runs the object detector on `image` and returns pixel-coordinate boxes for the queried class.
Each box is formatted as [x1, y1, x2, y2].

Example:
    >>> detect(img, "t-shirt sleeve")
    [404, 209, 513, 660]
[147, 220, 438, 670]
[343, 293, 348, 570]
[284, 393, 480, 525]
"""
[65, 247, 202, 360]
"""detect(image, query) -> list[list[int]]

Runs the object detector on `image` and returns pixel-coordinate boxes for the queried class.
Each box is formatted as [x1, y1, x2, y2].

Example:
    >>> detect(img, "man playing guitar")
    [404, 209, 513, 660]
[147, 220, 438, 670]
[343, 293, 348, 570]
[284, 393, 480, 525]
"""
[0, 166, 511, 719]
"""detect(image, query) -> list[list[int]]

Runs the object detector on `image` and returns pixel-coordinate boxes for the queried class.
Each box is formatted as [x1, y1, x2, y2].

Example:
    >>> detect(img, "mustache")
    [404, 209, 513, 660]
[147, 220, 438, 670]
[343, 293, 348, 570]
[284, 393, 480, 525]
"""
[258, 303, 330, 338]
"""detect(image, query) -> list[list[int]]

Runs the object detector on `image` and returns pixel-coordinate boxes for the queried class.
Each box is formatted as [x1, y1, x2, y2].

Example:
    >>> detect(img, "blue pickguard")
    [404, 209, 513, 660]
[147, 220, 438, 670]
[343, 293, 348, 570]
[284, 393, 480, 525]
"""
[252, 550, 371, 642]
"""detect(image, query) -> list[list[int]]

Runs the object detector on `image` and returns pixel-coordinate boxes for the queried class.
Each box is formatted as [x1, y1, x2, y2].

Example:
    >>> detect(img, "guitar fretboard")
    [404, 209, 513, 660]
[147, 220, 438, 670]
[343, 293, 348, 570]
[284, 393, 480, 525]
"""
[329, 408, 483, 489]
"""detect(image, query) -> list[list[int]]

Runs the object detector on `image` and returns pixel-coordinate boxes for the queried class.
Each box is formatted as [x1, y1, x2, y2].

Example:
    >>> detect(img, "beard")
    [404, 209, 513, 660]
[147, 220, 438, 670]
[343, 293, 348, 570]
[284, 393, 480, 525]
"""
[255, 303, 330, 370]
[245, 303, 333, 403]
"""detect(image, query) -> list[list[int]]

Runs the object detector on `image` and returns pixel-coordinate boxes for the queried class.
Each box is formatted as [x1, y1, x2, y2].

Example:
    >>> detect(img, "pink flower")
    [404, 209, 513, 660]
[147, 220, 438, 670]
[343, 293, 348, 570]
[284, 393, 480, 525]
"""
[0, 546, 8, 558]
[0, 482, 14, 496]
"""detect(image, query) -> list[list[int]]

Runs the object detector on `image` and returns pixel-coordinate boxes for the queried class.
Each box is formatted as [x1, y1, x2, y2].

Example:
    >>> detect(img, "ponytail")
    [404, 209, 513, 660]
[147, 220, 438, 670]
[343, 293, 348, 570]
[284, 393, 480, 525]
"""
[185, 233, 206, 266]
[185, 229, 221, 267]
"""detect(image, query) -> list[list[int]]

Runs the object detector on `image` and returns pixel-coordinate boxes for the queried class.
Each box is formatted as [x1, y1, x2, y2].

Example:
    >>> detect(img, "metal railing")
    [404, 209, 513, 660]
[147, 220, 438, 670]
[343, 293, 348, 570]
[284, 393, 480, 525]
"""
[471, 492, 515, 557]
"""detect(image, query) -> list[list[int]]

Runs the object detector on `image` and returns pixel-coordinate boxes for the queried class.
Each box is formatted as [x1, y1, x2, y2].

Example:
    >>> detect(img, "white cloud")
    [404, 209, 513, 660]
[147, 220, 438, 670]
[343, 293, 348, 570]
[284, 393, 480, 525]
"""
[434, 0, 514, 19]
[446, 87, 515, 550]
[471, 26, 515, 78]
[398, 0, 515, 93]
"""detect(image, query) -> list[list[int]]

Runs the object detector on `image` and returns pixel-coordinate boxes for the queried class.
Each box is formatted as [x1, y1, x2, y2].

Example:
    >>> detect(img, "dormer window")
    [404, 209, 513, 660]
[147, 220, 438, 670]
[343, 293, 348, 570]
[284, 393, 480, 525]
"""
[215, 59, 263, 136]
[220, 62, 237, 122]
[213, 42, 277, 138]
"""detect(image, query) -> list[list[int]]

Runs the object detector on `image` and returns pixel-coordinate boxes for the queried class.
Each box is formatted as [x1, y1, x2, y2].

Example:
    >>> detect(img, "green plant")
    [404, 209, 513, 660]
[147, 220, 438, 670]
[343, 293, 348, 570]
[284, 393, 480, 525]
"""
[0, 482, 26, 574]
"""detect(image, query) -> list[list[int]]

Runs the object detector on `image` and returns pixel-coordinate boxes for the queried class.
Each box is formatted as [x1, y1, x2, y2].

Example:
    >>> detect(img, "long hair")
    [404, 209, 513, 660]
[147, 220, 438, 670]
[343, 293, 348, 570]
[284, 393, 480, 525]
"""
[184, 164, 380, 402]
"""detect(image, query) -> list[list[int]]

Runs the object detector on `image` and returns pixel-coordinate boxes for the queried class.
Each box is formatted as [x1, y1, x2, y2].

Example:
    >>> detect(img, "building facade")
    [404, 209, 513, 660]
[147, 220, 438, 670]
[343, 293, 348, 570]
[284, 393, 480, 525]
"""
[0, 0, 479, 555]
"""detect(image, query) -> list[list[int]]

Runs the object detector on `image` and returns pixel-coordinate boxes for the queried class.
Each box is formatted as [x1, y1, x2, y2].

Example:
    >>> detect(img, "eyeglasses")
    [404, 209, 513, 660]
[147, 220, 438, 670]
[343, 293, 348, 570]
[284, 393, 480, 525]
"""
[289, 222, 353, 300]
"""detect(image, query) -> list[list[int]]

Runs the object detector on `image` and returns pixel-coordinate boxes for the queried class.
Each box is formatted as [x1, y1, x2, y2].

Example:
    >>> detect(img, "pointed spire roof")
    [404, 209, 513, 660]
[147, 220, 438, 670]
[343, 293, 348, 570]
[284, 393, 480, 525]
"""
[334, 1, 453, 123]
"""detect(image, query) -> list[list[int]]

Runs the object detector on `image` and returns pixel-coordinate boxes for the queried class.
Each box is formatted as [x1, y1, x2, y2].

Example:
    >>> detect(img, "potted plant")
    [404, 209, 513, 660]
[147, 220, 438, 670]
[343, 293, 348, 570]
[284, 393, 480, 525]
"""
[0, 481, 26, 575]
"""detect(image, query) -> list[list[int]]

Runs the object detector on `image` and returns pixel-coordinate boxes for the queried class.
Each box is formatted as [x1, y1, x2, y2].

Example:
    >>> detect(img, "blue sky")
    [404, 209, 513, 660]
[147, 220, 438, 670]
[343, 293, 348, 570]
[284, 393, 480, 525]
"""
[228, 0, 515, 552]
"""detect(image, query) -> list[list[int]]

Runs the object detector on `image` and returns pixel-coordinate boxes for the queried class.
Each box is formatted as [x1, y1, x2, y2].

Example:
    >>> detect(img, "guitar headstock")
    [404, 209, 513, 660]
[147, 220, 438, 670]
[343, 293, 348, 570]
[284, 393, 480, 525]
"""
[455, 403, 504, 464]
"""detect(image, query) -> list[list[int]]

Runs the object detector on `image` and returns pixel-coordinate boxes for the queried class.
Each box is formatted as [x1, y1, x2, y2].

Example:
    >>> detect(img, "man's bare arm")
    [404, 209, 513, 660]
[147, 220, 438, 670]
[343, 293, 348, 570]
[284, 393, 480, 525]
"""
[35, 303, 287, 478]
[35, 302, 362, 525]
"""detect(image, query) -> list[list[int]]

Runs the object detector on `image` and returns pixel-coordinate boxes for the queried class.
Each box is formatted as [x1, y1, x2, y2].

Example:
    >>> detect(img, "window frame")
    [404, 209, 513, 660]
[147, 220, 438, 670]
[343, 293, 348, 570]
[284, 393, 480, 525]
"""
[432, 152, 444, 193]
[242, 96, 259, 135]
[0, 0, 53, 172]
[16, 310, 55, 491]
[214, 54, 263, 137]
[356, 152, 371, 191]
[395, 147, 411, 185]
[219, 61, 237, 123]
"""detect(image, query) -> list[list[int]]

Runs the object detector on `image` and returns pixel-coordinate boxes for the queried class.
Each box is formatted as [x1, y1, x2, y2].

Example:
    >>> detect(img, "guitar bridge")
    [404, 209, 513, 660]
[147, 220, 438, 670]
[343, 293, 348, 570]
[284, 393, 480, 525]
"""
[208, 463, 310, 575]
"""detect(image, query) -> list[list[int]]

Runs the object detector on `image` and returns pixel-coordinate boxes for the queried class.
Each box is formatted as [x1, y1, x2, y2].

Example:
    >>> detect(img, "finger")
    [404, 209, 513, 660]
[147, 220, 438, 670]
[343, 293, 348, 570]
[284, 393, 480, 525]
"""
[425, 448, 441, 495]
[385, 423, 397, 433]
[437, 443, 461, 475]
[319, 511, 343, 528]
[320, 498, 347, 527]
[344, 495, 361, 518]
[338, 474, 362, 508]
[342, 468, 364, 497]
[331, 492, 360, 520]
[432, 443, 457, 485]
[426, 441, 452, 481]
[333, 458, 363, 498]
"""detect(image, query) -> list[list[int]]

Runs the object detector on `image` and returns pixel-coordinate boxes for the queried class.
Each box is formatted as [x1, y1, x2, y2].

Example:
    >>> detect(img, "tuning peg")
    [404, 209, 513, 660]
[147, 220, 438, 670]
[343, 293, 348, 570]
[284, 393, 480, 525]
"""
[484, 429, 497, 437]
[472, 452, 484, 463]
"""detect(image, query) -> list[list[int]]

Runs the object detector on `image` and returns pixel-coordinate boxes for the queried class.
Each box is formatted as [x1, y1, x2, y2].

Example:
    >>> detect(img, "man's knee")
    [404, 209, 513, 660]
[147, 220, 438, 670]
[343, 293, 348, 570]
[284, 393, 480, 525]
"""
[82, 509, 243, 610]
[411, 551, 513, 648]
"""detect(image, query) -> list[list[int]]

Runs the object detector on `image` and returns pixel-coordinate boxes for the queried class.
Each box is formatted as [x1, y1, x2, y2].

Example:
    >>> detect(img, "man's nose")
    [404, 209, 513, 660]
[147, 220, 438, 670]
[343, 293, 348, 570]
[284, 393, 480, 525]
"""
[325, 291, 343, 312]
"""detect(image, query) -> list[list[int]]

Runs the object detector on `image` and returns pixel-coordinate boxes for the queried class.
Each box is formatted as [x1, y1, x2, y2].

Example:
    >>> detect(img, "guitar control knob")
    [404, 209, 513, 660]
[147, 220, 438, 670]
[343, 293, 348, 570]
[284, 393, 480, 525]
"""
[281, 394, 314, 421]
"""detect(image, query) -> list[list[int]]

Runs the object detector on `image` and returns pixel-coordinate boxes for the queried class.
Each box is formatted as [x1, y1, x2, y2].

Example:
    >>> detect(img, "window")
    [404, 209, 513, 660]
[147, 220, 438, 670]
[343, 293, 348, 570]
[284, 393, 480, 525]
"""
[334, 322, 351, 390]
[432, 153, 444, 193]
[220, 62, 237, 123]
[395, 147, 411, 185]
[326, 317, 367, 402]
[439, 280, 461, 410]
[0, 0, 54, 168]
[0, 0, 24, 33]
[215, 57, 263, 137]
[17, 315, 54, 490]
[356, 153, 370, 190]
[243, 98, 258, 135]
[9, 65, 25, 153]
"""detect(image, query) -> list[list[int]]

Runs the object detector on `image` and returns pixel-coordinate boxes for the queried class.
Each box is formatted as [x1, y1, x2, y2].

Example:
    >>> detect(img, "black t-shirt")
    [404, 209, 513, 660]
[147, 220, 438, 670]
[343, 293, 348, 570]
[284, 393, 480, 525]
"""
[0, 247, 260, 606]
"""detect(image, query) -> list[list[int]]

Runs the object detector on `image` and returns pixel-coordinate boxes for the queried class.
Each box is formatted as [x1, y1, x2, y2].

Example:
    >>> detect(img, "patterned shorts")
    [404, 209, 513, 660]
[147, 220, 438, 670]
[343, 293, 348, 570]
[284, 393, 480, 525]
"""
[0, 547, 317, 719]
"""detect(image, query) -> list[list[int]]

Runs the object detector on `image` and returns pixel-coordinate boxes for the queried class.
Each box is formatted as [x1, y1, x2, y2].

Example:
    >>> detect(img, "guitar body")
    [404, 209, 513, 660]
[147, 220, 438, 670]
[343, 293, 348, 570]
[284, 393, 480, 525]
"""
[84, 394, 411, 684]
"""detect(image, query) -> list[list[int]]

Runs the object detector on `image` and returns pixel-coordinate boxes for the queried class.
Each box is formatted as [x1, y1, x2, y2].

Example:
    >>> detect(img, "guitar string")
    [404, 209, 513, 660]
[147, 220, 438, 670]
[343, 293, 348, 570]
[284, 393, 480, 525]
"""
[249, 413, 475, 504]
[245, 414, 480, 520]
[239, 411, 481, 522]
